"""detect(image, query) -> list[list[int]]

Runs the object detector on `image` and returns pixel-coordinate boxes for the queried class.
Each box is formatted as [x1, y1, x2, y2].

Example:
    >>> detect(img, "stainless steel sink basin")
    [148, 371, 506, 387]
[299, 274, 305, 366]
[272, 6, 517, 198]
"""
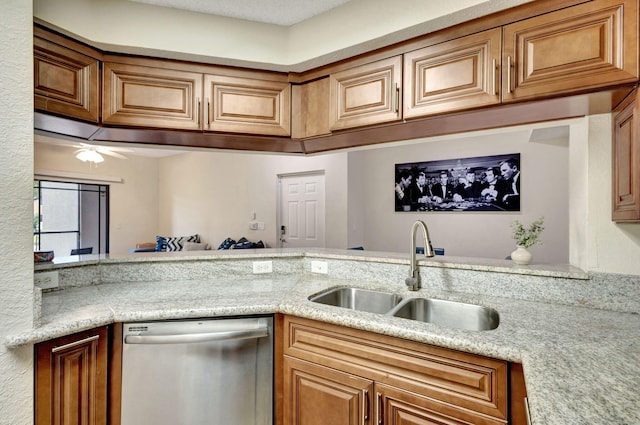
[309, 287, 403, 314]
[388, 298, 499, 331]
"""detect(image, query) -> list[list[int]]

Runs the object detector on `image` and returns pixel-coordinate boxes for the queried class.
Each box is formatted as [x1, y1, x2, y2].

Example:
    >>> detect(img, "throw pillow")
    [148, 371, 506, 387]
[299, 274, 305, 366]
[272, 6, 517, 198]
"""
[157, 234, 200, 252]
[183, 242, 209, 251]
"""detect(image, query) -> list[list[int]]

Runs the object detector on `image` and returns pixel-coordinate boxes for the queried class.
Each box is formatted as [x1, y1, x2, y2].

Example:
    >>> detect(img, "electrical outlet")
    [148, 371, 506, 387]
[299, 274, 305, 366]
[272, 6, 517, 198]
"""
[311, 260, 328, 274]
[34, 271, 59, 289]
[249, 221, 259, 230]
[252, 260, 273, 274]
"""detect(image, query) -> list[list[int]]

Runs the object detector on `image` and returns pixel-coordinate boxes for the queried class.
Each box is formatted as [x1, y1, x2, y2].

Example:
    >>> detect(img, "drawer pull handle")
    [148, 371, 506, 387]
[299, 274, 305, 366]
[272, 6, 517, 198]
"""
[507, 55, 512, 94]
[492, 58, 497, 96]
[51, 335, 99, 353]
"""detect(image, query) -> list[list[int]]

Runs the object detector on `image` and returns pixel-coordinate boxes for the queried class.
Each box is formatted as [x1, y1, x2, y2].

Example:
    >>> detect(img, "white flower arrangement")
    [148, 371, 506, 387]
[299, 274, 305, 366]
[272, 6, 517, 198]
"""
[511, 216, 544, 248]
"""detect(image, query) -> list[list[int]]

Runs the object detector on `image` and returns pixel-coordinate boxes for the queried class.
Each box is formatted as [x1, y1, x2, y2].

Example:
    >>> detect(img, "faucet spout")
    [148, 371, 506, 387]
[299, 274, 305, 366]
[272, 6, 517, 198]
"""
[405, 220, 435, 291]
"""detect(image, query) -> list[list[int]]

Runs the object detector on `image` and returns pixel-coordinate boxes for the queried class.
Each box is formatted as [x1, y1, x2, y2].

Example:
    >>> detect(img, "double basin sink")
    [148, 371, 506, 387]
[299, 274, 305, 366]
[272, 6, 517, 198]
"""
[309, 287, 499, 331]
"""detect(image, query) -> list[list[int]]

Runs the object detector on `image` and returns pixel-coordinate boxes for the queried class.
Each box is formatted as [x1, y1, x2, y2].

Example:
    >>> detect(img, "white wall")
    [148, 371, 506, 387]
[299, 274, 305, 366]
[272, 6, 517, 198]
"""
[33, 0, 532, 71]
[157, 150, 349, 249]
[347, 126, 570, 263]
[34, 141, 160, 254]
[586, 114, 640, 274]
[1, 0, 34, 424]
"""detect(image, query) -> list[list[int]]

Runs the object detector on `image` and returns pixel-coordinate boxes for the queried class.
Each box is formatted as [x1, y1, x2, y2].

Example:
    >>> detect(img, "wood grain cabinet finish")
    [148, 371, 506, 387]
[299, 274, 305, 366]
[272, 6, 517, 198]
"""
[376, 382, 505, 425]
[283, 356, 373, 425]
[103, 62, 203, 130]
[204, 74, 291, 136]
[329, 56, 402, 131]
[404, 28, 502, 119]
[35, 327, 109, 425]
[502, 0, 638, 102]
[282, 316, 508, 424]
[612, 88, 640, 221]
[34, 37, 100, 123]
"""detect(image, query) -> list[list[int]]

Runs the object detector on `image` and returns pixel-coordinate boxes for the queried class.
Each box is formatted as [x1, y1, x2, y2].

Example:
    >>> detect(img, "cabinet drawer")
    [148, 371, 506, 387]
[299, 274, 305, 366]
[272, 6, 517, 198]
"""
[103, 62, 202, 130]
[283, 316, 507, 419]
[502, 0, 638, 101]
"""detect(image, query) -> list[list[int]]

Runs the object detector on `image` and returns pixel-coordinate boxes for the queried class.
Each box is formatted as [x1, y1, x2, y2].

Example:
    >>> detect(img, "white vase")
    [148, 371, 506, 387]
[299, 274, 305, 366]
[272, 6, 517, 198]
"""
[511, 245, 532, 265]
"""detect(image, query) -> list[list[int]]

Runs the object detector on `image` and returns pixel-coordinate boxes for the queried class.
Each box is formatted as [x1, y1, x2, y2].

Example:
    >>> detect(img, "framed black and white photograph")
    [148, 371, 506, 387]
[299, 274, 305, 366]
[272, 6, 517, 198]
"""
[395, 153, 521, 212]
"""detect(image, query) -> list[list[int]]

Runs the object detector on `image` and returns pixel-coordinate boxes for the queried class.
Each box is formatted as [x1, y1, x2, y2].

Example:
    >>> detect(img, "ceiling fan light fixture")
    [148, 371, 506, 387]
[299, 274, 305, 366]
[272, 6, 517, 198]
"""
[76, 149, 105, 164]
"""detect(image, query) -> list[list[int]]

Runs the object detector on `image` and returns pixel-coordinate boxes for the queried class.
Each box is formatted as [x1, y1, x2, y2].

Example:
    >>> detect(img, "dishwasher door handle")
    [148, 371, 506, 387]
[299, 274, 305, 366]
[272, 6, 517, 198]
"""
[124, 327, 269, 345]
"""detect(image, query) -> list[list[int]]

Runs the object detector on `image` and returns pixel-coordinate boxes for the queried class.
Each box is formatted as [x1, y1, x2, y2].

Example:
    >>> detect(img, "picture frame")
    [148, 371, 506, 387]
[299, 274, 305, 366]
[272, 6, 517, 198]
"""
[395, 153, 521, 212]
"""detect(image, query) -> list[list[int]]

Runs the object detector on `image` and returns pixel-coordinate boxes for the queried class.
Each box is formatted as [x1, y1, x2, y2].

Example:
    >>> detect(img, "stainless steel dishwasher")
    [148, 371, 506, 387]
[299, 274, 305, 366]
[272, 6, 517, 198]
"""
[121, 316, 273, 425]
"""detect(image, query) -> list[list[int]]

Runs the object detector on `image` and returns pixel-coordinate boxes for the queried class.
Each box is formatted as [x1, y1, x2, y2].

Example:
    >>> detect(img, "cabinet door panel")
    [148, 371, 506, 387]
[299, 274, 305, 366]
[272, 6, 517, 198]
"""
[612, 90, 640, 221]
[376, 383, 504, 425]
[103, 62, 202, 130]
[283, 356, 372, 425]
[205, 74, 291, 136]
[329, 56, 402, 130]
[284, 316, 507, 419]
[34, 38, 100, 123]
[35, 327, 109, 425]
[503, 0, 638, 101]
[404, 28, 501, 118]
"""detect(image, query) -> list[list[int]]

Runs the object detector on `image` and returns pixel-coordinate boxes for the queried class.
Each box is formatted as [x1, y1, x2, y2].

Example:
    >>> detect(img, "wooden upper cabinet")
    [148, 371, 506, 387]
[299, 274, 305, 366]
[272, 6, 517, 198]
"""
[204, 74, 291, 136]
[291, 78, 331, 139]
[34, 36, 100, 123]
[35, 327, 109, 425]
[404, 28, 502, 119]
[329, 56, 402, 131]
[612, 89, 640, 221]
[502, 0, 639, 102]
[102, 62, 203, 130]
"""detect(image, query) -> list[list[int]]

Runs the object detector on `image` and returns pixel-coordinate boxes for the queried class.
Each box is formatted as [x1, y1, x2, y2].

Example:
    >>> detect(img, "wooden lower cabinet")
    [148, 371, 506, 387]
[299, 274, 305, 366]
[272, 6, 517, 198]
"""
[35, 326, 111, 425]
[284, 356, 373, 425]
[281, 315, 528, 425]
[377, 383, 504, 425]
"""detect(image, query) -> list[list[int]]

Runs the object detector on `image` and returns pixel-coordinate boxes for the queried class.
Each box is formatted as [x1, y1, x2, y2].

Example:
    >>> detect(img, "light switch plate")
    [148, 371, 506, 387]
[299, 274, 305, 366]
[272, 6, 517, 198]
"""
[34, 271, 59, 289]
[252, 260, 273, 274]
[311, 260, 328, 274]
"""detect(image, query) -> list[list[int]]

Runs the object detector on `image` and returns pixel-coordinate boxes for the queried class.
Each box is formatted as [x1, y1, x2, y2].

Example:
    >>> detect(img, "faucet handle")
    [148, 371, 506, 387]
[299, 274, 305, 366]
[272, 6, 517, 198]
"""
[405, 276, 419, 291]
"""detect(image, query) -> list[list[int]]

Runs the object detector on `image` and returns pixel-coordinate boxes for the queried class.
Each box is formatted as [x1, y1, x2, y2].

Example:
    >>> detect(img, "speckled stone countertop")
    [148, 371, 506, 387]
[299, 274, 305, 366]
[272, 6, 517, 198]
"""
[18, 249, 640, 424]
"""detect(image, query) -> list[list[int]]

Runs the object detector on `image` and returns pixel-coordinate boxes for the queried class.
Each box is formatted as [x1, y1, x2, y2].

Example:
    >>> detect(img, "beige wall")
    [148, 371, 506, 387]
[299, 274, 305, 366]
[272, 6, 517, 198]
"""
[1, 1, 35, 424]
[34, 141, 160, 255]
[32, 114, 640, 274]
[33, 0, 533, 71]
[349, 126, 570, 263]
[157, 150, 349, 249]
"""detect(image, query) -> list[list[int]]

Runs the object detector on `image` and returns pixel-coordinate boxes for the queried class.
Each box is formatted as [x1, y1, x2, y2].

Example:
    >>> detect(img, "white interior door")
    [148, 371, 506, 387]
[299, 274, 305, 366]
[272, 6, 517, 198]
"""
[278, 173, 325, 248]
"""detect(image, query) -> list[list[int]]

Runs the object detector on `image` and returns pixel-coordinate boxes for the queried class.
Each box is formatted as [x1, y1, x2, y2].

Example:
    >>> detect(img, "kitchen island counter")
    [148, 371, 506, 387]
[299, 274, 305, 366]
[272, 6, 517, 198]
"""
[15, 249, 640, 424]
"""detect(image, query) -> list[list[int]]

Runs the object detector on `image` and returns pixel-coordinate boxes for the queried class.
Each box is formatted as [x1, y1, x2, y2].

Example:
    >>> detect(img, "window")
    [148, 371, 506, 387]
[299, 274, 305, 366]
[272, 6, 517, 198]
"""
[34, 180, 109, 255]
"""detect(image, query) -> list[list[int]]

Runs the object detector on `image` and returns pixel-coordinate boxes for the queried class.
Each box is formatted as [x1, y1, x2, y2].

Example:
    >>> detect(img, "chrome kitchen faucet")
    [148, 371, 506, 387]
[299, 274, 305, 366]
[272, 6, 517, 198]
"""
[405, 220, 435, 291]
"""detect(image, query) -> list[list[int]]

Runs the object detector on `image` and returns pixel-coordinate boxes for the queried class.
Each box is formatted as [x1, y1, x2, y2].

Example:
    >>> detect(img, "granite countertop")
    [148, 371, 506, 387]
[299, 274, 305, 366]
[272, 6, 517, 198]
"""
[17, 251, 640, 424]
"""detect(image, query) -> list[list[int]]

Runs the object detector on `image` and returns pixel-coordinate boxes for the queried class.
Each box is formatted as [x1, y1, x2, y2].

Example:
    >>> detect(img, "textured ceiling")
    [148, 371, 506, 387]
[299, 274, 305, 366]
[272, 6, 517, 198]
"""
[128, 0, 353, 25]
